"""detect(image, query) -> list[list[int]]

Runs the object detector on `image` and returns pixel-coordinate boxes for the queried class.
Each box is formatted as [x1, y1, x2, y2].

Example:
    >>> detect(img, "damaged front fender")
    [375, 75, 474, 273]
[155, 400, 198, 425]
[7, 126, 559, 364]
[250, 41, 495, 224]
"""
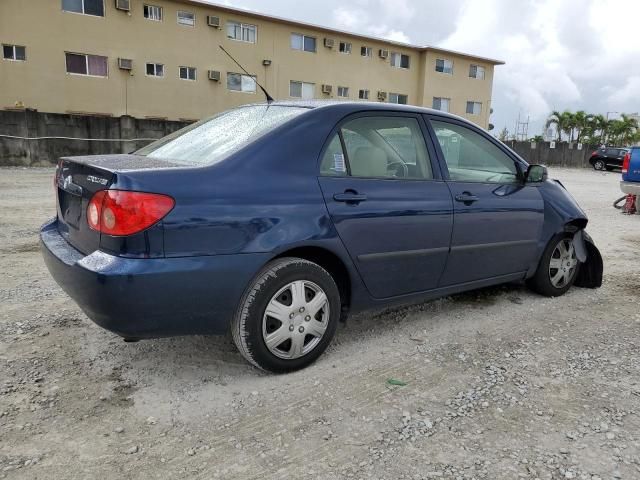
[573, 230, 603, 288]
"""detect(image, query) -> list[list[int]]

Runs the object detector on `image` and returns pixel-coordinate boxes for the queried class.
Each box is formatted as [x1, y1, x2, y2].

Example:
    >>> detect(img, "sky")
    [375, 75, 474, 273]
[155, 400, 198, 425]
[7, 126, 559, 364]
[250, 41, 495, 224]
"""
[214, 0, 640, 136]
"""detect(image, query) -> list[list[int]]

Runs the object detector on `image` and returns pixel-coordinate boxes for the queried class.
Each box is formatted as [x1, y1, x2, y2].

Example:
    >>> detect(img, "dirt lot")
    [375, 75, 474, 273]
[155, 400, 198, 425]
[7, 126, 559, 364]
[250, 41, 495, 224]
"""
[1, 167, 639, 480]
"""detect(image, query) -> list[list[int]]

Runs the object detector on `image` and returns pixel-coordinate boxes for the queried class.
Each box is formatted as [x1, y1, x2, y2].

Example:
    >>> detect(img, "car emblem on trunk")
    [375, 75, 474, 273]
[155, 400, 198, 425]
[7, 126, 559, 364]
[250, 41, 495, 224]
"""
[87, 175, 108, 186]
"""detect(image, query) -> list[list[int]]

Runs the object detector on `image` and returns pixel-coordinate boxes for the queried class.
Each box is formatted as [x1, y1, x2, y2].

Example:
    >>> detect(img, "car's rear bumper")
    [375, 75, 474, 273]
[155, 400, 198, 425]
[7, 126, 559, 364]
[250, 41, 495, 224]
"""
[40, 218, 269, 338]
[620, 181, 640, 195]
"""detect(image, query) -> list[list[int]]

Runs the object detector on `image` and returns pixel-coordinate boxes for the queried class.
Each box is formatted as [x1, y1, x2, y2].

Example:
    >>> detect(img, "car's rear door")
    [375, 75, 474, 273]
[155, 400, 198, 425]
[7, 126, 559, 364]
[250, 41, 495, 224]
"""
[425, 115, 544, 286]
[318, 112, 453, 299]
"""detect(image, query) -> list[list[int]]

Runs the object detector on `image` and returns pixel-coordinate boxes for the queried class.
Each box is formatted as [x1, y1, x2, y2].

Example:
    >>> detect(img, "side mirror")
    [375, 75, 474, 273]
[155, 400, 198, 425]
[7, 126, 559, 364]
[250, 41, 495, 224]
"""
[525, 164, 548, 183]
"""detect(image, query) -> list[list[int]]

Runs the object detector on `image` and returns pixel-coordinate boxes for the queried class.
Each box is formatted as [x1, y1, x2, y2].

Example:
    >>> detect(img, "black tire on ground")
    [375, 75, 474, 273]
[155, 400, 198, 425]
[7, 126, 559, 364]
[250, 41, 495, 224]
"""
[231, 257, 341, 373]
[527, 233, 580, 297]
[593, 159, 605, 170]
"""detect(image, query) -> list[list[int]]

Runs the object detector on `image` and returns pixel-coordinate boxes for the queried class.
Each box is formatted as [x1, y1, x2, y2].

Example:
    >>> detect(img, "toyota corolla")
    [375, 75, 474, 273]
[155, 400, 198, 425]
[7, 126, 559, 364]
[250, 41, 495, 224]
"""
[41, 101, 603, 372]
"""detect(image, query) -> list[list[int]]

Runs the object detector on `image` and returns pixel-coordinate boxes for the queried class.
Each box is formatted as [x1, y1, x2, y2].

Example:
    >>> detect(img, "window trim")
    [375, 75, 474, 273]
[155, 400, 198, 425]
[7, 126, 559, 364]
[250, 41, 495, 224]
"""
[339, 42, 352, 54]
[432, 97, 451, 113]
[360, 46, 373, 57]
[64, 51, 108, 78]
[227, 72, 257, 94]
[145, 62, 164, 77]
[290, 33, 317, 53]
[390, 52, 410, 69]
[388, 93, 408, 105]
[2, 44, 26, 62]
[178, 66, 197, 81]
[177, 10, 195, 27]
[465, 101, 482, 115]
[435, 58, 453, 75]
[317, 111, 443, 182]
[226, 20, 258, 43]
[61, 0, 105, 17]
[289, 80, 315, 99]
[143, 4, 163, 21]
[423, 114, 526, 184]
[469, 64, 486, 80]
[337, 86, 349, 98]
[358, 89, 370, 100]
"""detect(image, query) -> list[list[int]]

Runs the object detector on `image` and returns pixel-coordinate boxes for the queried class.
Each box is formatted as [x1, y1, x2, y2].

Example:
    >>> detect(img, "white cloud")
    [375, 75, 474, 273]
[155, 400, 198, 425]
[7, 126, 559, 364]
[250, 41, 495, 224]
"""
[331, 2, 413, 44]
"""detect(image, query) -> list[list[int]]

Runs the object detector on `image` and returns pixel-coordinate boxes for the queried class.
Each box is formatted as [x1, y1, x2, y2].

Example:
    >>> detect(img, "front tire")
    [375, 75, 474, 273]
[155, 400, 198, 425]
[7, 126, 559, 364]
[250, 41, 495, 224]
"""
[593, 159, 605, 170]
[232, 257, 340, 373]
[528, 234, 580, 297]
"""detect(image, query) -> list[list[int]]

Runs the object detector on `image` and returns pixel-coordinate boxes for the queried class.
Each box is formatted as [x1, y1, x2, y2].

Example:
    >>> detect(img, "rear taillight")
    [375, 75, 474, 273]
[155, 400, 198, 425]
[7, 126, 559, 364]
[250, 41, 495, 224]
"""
[590, 151, 597, 157]
[87, 190, 175, 236]
[622, 152, 630, 174]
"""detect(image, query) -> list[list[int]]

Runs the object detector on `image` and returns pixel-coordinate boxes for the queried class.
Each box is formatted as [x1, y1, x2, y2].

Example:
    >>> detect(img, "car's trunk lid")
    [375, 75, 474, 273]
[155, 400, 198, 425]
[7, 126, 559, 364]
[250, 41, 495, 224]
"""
[55, 154, 182, 254]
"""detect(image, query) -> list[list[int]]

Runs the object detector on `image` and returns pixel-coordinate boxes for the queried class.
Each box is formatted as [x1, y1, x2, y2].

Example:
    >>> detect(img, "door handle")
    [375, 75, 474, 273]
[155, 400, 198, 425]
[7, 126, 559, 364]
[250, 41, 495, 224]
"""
[334, 191, 367, 203]
[455, 192, 479, 204]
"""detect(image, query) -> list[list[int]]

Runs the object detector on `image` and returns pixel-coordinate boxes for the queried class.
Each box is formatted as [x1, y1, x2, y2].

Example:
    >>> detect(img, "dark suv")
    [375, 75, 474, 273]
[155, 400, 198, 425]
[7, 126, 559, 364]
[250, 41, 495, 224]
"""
[589, 146, 630, 171]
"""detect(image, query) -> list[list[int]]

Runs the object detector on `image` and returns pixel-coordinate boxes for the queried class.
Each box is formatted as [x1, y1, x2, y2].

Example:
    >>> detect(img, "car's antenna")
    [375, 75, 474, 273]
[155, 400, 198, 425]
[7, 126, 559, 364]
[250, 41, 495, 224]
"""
[219, 45, 274, 104]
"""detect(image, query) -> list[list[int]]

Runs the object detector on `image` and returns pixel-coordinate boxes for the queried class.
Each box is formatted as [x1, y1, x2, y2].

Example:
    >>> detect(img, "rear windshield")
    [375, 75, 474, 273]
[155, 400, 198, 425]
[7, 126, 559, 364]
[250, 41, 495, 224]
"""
[136, 105, 308, 166]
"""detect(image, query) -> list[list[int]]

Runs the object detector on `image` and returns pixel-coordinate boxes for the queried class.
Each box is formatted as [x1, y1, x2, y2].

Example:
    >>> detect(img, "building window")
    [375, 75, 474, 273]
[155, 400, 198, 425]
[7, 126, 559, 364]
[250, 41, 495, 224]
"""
[143, 5, 162, 21]
[339, 42, 352, 54]
[146, 63, 164, 77]
[179, 66, 197, 81]
[3, 45, 26, 61]
[390, 52, 410, 69]
[466, 101, 482, 115]
[290, 80, 315, 99]
[361, 46, 372, 57]
[227, 72, 257, 93]
[62, 0, 104, 17]
[291, 33, 316, 53]
[389, 93, 408, 105]
[177, 11, 195, 26]
[358, 89, 369, 100]
[432, 97, 450, 112]
[337, 86, 349, 98]
[65, 52, 108, 77]
[469, 64, 485, 79]
[227, 21, 257, 43]
[435, 58, 453, 74]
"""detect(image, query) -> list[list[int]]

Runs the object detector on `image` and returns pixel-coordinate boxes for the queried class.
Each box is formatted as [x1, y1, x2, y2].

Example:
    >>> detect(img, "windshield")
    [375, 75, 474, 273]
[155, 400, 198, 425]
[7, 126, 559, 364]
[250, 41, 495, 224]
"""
[136, 105, 308, 166]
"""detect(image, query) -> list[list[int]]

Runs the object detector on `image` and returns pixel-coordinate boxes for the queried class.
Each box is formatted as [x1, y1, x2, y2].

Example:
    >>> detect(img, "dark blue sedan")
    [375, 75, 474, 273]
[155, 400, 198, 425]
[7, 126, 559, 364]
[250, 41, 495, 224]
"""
[41, 101, 602, 372]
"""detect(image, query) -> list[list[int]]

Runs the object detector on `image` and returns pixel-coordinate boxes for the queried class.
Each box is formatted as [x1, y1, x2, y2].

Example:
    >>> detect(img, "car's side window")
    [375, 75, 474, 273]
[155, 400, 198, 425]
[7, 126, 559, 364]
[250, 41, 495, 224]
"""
[431, 120, 518, 183]
[320, 135, 348, 176]
[335, 116, 432, 179]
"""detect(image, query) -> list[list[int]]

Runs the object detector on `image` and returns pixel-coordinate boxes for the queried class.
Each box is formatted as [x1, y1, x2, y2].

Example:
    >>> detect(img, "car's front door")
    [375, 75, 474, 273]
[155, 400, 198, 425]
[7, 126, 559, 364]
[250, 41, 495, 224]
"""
[318, 113, 453, 299]
[426, 117, 545, 286]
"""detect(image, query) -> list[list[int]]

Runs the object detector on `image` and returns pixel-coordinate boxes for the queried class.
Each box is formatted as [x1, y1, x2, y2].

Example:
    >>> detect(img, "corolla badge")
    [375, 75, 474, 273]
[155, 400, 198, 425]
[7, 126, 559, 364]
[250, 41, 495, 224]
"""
[87, 175, 108, 186]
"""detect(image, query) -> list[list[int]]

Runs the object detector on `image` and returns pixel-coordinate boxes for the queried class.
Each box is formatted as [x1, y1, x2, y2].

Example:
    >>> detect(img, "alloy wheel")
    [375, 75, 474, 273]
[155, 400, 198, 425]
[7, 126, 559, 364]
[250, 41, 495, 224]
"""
[548, 238, 578, 288]
[594, 160, 605, 170]
[262, 280, 330, 360]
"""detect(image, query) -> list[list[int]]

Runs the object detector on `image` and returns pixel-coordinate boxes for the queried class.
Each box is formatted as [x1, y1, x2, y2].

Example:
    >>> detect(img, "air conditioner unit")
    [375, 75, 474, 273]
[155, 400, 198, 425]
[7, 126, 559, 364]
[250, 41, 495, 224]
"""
[115, 0, 131, 11]
[207, 15, 221, 28]
[208, 70, 221, 81]
[379, 49, 389, 59]
[377, 90, 387, 101]
[322, 84, 333, 94]
[324, 38, 335, 49]
[118, 58, 133, 70]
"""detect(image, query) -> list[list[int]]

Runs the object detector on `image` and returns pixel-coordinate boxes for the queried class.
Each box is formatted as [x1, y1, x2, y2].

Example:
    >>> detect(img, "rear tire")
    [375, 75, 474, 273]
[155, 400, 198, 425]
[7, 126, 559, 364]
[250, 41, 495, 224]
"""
[527, 234, 580, 297]
[231, 257, 340, 373]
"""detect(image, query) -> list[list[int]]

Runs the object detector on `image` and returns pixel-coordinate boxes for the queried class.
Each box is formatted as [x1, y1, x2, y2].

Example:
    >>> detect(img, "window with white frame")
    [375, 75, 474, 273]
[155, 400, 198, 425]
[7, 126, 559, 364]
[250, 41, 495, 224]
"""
[290, 80, 315, 99]
[469, 64, 485, 79]
[466, 101, 482, 115]
[179, 66, 197, 81]
[146, 63, 164, 77]
[227, 72, 257, 93]
[143, 4, 162, 21]
[337, 86, 349, 97]
[389, 93, 408, 105]
[227, 21, 257, 43]
[435, 58, 453, 74]
[358, 89, 369, 100]
[290, 33, 316, 53]
[339, 42, 352, 54]
[3, 45, 26, 61]
[177, 11, 195, 26]
[390, 52, 410, 69]
[62, 0, 104, 16]
[65, 52, 108, 76]
[432, 97, 450, 112]
[360, 46, 372, 57]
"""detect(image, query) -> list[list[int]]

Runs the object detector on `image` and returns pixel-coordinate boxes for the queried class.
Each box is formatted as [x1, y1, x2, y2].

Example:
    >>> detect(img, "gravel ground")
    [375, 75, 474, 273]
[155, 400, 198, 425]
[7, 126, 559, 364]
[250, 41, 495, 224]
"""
[0, 167, 639, 480]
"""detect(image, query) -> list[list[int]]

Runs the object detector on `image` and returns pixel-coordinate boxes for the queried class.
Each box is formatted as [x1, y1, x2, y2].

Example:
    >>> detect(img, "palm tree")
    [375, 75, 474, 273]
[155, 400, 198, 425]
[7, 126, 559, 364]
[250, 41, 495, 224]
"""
[546, 110, 573, 142]
[590, 114, 608, 145]
[573, 110, 591, 143]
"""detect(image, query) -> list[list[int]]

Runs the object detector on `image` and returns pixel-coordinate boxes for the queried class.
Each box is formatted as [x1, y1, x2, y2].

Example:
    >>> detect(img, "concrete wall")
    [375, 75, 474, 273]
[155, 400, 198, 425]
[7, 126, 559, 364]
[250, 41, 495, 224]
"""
[505, 141, 597, 168]
[0, 109, 190, 166]
[0, 0, 501, 128]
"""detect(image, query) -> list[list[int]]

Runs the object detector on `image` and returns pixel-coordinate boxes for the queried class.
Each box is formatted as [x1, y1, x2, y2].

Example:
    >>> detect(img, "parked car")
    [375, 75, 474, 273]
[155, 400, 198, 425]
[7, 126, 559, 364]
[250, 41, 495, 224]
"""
[621, 146, 640, 194]
[40, 101, 603, 373]
[589, 146, 630, 171]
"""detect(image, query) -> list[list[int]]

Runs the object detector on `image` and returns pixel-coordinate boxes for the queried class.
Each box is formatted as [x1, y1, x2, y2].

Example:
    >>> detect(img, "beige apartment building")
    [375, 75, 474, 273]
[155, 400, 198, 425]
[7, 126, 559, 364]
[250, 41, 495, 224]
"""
[0, 0, 503, 128]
